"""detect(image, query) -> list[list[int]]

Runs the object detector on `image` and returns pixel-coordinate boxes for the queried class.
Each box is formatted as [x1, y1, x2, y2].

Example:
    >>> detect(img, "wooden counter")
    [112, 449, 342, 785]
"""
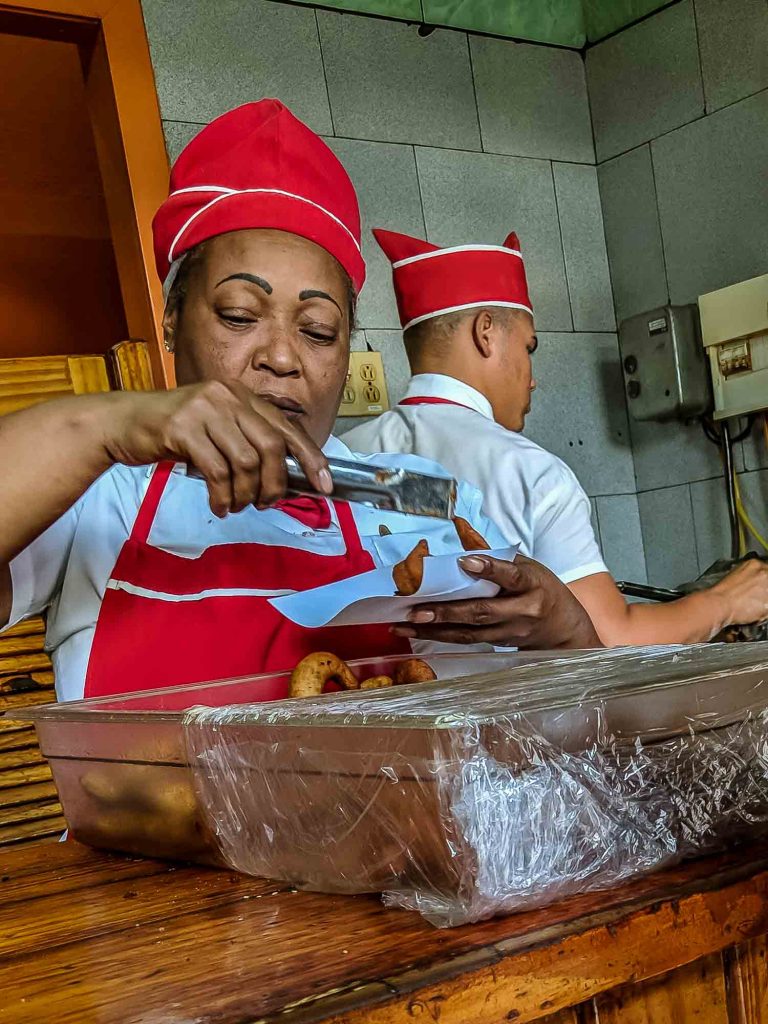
[2, 842, 768, 1023]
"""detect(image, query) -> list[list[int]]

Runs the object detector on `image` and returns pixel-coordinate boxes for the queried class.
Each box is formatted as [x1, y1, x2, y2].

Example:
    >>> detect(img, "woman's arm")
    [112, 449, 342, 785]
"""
[0, 381, 332, 625]
[0, 395, 116, 567]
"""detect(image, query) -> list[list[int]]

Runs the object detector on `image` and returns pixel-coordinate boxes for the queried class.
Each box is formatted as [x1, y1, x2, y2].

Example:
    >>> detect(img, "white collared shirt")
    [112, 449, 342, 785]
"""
[344, 373, 607, 586]
[7, 435, 505, 701]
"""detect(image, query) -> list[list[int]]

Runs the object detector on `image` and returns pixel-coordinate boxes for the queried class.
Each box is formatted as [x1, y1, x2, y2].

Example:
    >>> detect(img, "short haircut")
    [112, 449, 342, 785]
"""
[403, 306, 526, 351]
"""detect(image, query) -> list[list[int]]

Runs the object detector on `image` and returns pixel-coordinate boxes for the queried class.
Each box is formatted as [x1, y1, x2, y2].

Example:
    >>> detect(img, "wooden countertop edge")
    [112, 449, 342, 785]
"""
[258, 855, 768, 1024]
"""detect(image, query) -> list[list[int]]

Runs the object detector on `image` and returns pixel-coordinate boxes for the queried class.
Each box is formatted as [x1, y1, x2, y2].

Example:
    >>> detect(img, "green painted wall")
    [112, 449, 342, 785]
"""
[583, 0, 671, 41]
[288, 0, 675, 46]
[420, 0, 584, 47]
[302, 0, 421, 18]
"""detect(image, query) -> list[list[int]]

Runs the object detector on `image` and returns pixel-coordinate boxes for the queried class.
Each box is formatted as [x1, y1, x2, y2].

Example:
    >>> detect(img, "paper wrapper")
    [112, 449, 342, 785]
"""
[269, 546, 518, 627]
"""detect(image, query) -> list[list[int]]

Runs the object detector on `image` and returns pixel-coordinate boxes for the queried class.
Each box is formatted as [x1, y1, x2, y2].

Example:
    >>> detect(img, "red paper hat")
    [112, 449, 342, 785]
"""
[153, 100, 365, 292]
[373, 228, 532, 330]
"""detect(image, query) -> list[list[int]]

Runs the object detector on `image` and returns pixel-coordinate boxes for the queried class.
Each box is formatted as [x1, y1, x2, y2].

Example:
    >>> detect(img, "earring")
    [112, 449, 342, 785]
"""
[164, 340, 173, 353]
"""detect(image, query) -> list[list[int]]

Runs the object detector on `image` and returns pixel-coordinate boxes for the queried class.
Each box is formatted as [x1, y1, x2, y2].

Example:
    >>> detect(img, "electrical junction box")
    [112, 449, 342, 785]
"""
[618, 304, 710, 422]
[699, 273, 768, 421]
[337, 350, 390, 417]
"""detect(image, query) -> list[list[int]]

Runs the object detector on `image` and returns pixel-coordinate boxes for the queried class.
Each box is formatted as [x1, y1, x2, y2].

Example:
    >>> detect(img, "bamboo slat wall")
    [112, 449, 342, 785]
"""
[0, 341, 153, 845]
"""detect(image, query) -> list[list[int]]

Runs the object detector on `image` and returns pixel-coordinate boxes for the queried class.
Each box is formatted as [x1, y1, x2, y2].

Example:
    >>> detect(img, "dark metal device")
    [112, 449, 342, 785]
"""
[618, 304, 711, 422]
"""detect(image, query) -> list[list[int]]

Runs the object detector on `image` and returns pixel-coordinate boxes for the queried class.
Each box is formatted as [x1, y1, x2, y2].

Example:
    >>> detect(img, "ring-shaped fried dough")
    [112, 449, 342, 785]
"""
[289, 652, 360, 698]
[392, 658, 437, 685]
[392, 538, 430, 596]
[359, 675, 394, 690]
[453, 516, 491, 552]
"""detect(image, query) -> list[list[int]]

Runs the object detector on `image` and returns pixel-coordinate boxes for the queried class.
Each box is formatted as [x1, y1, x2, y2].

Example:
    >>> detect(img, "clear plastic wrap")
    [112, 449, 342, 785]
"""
[183, 644, 768, 927]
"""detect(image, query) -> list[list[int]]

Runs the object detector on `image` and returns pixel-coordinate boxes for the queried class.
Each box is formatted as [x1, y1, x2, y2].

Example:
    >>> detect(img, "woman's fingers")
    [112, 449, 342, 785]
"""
[180, 425, 235, 517]
[122, 380, 332, 513]
[156, 380, 330, 512]
[204, 418, 269, 512]
[236, 392, 331, 503]
[255, 407, 332, 497]
[392, 553, 601, 650]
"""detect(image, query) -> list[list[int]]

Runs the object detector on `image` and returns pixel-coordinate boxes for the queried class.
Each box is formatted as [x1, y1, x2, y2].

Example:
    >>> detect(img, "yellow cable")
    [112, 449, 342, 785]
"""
[734, 472, 768, 553]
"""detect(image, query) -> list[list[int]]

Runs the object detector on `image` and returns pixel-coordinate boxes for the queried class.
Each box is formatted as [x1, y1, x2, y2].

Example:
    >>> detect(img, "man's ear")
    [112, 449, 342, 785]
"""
[162, 304, 177, 354]
[471, 309, 494, 359]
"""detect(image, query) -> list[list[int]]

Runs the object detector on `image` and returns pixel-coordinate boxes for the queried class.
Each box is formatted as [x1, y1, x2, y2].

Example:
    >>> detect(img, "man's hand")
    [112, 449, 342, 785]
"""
[392, 553, 602, 650]
[711, 559, 768, 628]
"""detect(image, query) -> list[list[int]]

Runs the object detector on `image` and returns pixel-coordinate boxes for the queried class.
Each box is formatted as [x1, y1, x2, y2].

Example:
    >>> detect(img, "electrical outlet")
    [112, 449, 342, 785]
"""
[337, 350, 390, 416]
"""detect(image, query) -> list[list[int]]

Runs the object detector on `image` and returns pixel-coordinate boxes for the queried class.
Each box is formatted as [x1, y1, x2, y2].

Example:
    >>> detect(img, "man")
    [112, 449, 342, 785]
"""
[345, 228, 768, 645]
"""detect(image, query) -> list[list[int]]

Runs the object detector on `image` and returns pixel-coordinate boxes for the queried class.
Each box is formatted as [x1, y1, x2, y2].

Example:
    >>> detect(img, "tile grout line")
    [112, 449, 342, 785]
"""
[647, 143, 672, 306]
[689, 0, 709, 114]
[410, 146, 429, 239]
[583, 0, 685, 49]
[581, 34, 599, 164]
[634, 471, 736, 496]
[160, 118, 603, 168]
[686, 482, 703, 574]
[464, 33, 485, 152]
[314, 9, 337, 136]
[636, 489, 656, 585]
[591, 497, 603, 552]
[594, 83, 768, 166]
[549, 161, 576, 333]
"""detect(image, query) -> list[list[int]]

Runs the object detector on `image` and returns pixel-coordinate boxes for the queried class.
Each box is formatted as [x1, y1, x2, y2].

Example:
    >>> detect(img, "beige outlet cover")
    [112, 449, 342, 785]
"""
[337, 350, 391, 416]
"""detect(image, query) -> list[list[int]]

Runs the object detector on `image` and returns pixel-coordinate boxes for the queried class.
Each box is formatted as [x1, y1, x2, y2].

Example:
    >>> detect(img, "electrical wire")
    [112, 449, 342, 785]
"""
[731, 416, 756, 443]
[734, 472, 768, 554]
[721, 420, 742, 559]
[700, 414, 755, 446]
[700, 414, 768, 558]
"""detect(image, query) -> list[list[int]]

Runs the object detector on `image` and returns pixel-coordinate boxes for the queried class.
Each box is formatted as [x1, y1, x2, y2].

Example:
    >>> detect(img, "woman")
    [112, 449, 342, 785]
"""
[0, 100, 598, 701]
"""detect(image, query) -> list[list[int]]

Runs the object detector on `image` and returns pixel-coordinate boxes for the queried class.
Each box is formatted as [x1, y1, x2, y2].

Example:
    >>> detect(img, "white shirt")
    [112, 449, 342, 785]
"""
[7, 435, 505, 702]
[344, 374, 607, 586]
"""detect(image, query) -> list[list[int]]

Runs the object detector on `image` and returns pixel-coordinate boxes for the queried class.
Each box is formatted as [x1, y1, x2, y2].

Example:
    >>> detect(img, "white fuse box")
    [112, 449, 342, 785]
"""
[699, 274, 768, 420]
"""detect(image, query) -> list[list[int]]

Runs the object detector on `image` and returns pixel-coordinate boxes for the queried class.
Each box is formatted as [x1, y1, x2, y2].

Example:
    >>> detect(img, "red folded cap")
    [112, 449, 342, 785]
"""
[153, 100, 365, 292]
[373, 228, 531, 330]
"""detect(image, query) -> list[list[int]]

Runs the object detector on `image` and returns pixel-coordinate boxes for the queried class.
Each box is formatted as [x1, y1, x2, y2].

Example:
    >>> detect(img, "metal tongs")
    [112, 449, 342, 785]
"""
[190, 456, 457, 520]
[289, 456, 456, 519]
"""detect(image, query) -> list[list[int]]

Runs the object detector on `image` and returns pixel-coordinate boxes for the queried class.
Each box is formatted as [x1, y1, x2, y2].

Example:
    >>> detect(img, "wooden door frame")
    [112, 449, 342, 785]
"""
[0, 0, 173, 386]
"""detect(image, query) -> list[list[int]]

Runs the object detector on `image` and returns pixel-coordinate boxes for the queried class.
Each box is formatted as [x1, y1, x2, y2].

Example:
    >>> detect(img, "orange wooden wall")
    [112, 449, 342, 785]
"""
[0, 31, 128, 358]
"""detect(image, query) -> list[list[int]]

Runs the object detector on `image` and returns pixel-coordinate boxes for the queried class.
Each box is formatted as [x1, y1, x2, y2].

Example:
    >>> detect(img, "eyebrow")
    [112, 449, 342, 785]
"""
[299, 289, 342, 314]
[215, 273, 272, 294]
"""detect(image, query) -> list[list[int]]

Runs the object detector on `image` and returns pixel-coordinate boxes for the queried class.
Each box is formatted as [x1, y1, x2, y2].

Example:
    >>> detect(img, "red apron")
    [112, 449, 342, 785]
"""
[84, 462, 409, 698]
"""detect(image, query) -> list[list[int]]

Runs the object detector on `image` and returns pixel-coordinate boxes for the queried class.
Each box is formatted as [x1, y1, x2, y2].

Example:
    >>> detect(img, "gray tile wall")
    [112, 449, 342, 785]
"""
[586, 1, 704, 162]
[594, 0, 768, 586]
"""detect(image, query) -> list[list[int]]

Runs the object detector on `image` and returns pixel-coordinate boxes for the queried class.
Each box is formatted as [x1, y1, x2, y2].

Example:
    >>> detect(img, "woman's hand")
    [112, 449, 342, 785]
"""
[392, 553, 602, 650]
[102, 381, 331, 516]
